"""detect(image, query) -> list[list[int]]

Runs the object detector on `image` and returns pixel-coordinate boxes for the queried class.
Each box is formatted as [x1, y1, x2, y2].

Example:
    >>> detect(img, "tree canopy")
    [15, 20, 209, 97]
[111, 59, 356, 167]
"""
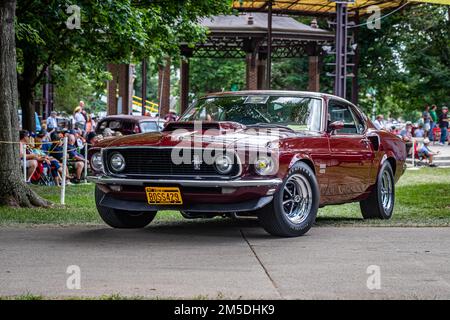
[15, 0, 231, 130]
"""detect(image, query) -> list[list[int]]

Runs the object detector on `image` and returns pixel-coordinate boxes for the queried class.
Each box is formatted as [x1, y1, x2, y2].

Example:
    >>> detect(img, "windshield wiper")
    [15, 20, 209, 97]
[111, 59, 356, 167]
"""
[246, 123, 295, 131]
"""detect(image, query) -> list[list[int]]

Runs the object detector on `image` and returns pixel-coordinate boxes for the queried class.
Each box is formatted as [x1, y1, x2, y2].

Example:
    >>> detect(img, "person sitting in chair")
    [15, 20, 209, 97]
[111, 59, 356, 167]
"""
[418, 138, 439, 167]
[67, 134, 85, 184]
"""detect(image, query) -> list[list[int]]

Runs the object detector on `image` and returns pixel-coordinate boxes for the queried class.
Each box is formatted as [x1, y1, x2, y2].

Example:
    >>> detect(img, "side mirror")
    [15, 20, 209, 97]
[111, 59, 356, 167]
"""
[327, 121, 344, 133]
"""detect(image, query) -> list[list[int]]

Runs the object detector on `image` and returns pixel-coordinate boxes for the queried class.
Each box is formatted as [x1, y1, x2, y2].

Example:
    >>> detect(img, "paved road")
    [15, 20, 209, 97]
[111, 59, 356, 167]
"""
[1, 221, 449, 299]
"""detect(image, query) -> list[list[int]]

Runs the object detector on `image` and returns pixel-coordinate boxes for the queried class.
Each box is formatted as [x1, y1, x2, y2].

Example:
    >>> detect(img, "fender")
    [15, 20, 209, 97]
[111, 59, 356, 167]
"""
[287, 153, 316, 173]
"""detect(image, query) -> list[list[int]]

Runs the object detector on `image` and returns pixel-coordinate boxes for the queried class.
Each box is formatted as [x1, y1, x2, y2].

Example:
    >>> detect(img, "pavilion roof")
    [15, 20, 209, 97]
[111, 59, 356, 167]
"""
[200, 13, 333, 40]
[232, 0, 413, 16]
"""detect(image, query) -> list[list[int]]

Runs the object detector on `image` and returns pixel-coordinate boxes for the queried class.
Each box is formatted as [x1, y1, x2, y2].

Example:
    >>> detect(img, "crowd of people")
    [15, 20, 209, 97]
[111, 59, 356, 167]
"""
[372, 105, 449, 167]
[19, 101, 99, 185]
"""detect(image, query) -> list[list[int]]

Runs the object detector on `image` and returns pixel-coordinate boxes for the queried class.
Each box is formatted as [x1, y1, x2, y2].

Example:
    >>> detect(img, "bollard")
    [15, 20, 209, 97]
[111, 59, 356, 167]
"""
[22, 144, 27, 182]
[61, 137, 68, 205]
[84, 143, 88, 183]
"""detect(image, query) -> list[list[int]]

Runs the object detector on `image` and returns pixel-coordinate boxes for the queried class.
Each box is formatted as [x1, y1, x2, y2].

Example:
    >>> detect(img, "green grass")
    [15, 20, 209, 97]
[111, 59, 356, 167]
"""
[0, 168, 449, 226]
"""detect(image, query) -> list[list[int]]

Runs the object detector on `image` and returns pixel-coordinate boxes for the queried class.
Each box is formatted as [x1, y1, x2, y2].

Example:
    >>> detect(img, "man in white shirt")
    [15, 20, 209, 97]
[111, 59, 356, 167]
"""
[46, 111, 58, 132]
[373, 115, 385, 130]
[74, 106, 86, 130]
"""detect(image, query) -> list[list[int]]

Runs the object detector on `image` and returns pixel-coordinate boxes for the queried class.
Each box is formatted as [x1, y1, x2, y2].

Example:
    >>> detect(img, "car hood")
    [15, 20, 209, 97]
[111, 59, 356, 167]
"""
[92, 121, 309, 150]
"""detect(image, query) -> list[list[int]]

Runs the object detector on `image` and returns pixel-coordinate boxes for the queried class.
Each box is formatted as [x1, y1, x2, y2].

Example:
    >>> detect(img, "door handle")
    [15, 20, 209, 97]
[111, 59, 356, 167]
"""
[360, 139, 369, 145]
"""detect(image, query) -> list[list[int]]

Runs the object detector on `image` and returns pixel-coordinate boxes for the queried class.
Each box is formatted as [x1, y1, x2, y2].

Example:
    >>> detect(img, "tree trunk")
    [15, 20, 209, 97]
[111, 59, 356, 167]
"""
[18, 49, 37, 131]
[0, 0, 48, 207]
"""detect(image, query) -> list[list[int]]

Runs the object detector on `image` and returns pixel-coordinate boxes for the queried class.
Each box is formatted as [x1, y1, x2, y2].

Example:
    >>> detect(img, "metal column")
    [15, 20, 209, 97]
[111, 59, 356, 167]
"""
[266, 0, 272, 90]
[334, 3, 349, 99]
[141, 59, 147, 115]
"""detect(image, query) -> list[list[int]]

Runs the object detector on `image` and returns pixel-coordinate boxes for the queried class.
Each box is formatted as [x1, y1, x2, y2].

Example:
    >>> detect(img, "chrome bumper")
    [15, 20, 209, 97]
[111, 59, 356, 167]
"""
[87, 175, 283, 188]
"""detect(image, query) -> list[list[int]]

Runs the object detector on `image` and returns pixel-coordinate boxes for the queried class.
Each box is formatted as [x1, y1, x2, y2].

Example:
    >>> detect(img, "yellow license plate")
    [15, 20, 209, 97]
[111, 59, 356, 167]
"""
[145, 187, 183, 205]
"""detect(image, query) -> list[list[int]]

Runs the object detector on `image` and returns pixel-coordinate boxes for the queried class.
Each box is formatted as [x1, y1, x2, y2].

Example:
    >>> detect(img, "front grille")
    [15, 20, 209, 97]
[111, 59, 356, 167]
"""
[104, 147, 240, 178]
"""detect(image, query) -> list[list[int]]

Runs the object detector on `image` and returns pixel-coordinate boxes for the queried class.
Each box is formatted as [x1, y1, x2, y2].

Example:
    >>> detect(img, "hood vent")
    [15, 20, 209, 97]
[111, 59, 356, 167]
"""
[163, 122, 221, 132]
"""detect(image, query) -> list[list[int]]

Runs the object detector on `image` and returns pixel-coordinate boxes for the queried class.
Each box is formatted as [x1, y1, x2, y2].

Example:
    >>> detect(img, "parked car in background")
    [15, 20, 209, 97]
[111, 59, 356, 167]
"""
[88, 91, 407, 237]
[95, 115, 165, 136]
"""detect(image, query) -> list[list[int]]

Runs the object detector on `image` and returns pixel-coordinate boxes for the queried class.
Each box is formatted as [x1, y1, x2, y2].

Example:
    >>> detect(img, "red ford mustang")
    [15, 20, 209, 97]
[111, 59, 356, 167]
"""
[88, 91, 407, 237]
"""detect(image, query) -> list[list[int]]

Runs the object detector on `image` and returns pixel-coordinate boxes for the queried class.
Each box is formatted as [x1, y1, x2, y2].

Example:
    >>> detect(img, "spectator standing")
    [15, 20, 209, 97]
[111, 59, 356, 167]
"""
[373, 115, 385, 130]
[46, 111, 58, 132]
[438, 106, 449, 145]
[74, 106, 86, 130]
[429, 105, 438, 141]
[85, 114, 96, 132]
[422, 106, 432, 137]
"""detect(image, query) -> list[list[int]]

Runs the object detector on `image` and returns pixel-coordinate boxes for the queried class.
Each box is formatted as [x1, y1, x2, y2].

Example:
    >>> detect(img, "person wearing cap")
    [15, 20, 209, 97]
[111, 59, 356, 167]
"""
[46, 111, 58, 132]
[400, 121, 413, 155]
[438, 106, 449, 145]
[73, 106, 86, 130]
[418, 138, 440, 167]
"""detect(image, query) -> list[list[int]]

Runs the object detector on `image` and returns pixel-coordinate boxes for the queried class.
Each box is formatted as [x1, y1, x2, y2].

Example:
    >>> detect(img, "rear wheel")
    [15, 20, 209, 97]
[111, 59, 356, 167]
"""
[360, 161, 395, 219]
[95, 186, 156, 228]
[257, 162, 319, 237]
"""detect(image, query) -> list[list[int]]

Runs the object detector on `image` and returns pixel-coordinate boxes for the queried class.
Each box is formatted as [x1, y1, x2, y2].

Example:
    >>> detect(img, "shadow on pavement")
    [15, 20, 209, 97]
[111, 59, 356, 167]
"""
[60, 218, 266, 246]
[58, 216, 365, 247]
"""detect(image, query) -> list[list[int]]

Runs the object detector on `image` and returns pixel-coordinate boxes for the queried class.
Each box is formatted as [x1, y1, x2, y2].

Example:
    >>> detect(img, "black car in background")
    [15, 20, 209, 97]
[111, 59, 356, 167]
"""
[95, 115, 165, 135]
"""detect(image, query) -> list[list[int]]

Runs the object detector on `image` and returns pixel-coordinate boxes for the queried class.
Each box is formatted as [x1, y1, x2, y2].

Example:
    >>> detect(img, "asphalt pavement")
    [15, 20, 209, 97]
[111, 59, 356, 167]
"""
[0, 221, 449, 299]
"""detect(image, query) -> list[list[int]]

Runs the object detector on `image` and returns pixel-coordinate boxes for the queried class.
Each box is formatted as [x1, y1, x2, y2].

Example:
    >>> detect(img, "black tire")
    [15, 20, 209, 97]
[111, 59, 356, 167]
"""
[95, 186, 156, 228]
[360, 161, 395, 219]
[257, 162, 319, 237]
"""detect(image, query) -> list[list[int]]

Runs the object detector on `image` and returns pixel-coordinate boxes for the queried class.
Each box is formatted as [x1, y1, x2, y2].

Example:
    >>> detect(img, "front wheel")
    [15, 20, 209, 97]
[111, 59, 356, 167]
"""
[257, 162, 319, 237]
[360, 161, 395, 219]
[95, 186, 157, 228]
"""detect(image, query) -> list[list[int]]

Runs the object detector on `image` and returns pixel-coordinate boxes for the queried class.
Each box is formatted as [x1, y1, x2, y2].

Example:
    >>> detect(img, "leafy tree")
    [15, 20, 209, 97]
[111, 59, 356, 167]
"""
[189, 58, 246, 98]
[356, 4, 449, 120]
[52, 62, 110, 114]
[15, 0, 231, 131]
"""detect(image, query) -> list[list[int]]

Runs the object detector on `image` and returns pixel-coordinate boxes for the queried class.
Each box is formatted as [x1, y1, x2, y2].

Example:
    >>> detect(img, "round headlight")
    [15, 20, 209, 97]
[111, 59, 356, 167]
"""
[110, 152, 125, 172]
[91, 152, 103, 172]
[254, 156, 275, 176]
[214, 155, 233, 175]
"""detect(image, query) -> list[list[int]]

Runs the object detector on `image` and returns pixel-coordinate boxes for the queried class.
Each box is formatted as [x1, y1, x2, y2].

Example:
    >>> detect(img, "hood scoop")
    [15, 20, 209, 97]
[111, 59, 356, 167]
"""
[163, 121, 245, 132]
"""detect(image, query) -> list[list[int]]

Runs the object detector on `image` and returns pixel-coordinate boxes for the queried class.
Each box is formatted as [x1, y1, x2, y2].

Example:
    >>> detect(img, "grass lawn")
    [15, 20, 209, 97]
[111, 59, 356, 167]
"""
[0, 168, 449, 227]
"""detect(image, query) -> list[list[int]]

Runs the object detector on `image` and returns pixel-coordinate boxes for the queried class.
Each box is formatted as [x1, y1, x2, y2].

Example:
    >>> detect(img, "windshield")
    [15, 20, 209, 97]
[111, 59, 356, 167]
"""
[140, 121, 164, 133]
[180, 95, 323, 131]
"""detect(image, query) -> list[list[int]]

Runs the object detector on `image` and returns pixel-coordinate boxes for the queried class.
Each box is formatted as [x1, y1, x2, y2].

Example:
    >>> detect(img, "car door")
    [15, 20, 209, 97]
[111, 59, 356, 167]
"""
[326, 100, 375, 198]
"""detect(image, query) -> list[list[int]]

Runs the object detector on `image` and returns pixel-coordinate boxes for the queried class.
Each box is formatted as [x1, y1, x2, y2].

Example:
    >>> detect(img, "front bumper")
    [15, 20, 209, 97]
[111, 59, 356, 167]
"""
[97, 191, 274, 213]
[87, 175, 283, 188]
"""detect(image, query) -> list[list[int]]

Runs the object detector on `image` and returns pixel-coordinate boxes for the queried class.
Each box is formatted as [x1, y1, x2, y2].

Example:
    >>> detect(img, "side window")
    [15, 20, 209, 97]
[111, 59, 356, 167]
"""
[328, 101, 364, 135]
[350, 108, 366, 134]
[328, 102, 356, 134]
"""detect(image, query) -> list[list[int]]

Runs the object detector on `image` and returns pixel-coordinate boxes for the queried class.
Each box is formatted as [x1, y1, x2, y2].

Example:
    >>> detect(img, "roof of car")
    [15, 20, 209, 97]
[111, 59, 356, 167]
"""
[202, 90, 355, 107]
[100, 115, 161, 122]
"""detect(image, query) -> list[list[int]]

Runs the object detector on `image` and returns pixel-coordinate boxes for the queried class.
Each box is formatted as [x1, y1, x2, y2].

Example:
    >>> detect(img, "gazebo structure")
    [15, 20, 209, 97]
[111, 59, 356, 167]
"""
[105, 0, 448, 117]
[178, 13, 334, 112]
[106, 13, 333, 116]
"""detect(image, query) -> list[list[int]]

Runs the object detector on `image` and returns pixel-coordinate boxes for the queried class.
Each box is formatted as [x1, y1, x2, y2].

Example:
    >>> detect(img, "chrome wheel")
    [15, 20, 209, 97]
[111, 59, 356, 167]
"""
[381, 170, 393, 211]
[282, 174, 313, 224]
